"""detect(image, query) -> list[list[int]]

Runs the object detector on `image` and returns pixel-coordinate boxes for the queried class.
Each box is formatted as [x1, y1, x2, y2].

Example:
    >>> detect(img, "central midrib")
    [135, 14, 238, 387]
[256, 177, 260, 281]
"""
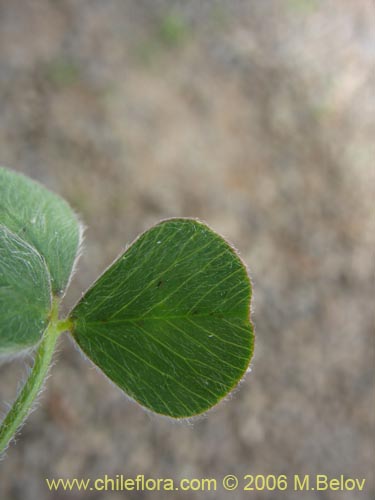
[73, 311, 247, 324]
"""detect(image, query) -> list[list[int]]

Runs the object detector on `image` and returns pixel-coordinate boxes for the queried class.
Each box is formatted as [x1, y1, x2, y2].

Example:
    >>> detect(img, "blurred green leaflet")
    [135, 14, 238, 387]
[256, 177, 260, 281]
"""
[0, 167, 254, 453]
[0, 166, 81, 295]
[0, 225, 51, 353]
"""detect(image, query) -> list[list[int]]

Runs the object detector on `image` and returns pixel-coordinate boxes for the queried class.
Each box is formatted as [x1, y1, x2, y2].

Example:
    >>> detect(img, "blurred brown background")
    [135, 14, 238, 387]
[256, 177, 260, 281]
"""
[0, 1, 374, 499]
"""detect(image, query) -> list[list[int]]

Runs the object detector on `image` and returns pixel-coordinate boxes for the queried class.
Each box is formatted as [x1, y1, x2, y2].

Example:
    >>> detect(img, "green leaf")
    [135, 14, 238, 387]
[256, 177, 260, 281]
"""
[0, 167, 82, 296]
[0, 225, 51, 354]
[71, 219, 253, 418]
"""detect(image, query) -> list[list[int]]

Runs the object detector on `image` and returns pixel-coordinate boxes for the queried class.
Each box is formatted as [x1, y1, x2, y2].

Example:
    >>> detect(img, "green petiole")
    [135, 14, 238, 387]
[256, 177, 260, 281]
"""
[0, 299, 72, 454]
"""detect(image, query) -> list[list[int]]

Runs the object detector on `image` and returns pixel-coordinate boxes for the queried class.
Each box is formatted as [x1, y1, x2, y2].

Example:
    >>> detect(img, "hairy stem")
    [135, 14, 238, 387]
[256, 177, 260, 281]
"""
[0, 299, 71, 454]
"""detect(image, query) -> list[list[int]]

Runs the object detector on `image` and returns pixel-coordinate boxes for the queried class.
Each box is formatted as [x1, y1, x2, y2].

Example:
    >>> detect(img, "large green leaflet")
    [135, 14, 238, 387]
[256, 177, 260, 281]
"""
[0, 166, 81, 295]
[0, 225, 51, 354]
[71, 219, 253, 418]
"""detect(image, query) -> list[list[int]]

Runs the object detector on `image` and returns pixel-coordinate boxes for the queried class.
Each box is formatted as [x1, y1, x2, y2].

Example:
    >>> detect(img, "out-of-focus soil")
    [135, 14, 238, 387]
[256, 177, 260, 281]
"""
[0, 1, 374, 499]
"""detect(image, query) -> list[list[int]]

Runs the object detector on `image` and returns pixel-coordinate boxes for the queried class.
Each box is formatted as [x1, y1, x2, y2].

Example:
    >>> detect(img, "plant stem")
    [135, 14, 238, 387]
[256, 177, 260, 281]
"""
[0, 299, 71, 454]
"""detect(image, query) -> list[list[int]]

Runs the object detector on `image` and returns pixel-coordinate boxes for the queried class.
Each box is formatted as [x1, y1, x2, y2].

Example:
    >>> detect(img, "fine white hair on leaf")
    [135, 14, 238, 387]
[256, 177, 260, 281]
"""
[59, 215, 86, 300]
[65, 326, 253, 426]
[66, 332, 204, 424]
